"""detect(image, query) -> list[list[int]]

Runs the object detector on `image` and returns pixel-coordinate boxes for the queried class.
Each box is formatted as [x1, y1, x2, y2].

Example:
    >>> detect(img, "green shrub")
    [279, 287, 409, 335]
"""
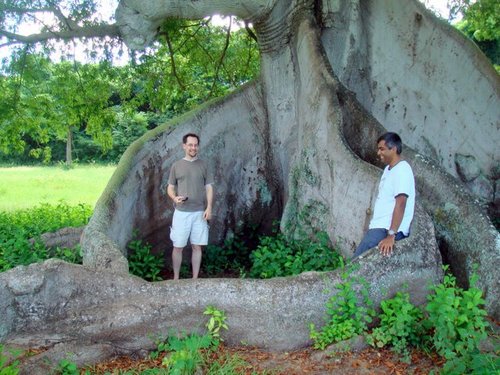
[367, 291, 424, 361]
[56, 359, 79, 375]
[425, 266, 487, 359]
[202, 231, 251, 277]
[202, 243, 231, 276]
[127, 236, 164, 281]
[203, 222, 341, 279]
[151, 332, 215, 374]
[161, 333, 212, 374]
[310, 263, 498, 373]
[0, 202, 91, 272]
[424, 265, 496, 374]
[440, 352, 500, 375]
[0, 202, 91, 237]
[204, 305, 229, 347]
[0, 235, 48, 272]
[249, 232, 294, 278]
[310, 265, 374, 349]
[250, 230, 343, 279]
[0, 345, 21, 375]
[53, 245, 83, 265]
[151, 306, 229, 373]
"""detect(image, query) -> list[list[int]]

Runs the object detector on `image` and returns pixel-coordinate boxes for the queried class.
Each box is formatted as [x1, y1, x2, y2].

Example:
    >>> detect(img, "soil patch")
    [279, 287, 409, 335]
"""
[83, 345, 444, 374]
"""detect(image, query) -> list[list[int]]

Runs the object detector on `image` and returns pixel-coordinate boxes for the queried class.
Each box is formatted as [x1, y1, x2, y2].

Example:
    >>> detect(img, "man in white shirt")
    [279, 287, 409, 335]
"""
[354, 132, 415, 257]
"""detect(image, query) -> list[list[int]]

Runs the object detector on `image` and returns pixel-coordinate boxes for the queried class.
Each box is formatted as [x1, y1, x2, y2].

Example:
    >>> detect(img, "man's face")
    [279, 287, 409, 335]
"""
[183, 136, 199, 159]
[377, 140, 397, 165]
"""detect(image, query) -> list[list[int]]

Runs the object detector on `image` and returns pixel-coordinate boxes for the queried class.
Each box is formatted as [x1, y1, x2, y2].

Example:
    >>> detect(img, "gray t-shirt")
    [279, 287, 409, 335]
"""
[167, 159, 213, 212]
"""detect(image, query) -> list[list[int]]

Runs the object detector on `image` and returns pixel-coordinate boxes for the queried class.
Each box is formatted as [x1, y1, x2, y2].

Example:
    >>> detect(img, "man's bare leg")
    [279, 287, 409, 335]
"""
[191, 244, 202, 279]
[172, 247, 183, 280]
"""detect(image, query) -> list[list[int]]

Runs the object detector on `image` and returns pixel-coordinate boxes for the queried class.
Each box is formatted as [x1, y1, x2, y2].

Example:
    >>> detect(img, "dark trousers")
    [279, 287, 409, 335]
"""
[354, 228, 408, 257]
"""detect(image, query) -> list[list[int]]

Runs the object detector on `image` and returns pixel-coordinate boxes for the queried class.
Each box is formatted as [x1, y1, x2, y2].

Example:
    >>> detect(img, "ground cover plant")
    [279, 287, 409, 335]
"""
[0, 175, 496, 373]
[127, 234, 165, 281]
[202, 228, 256, 277]
[86, 306, 246, 374]
[309, 264, 374, 350]
[366, 290, 425, 361]
[0, 306, 247, 374]
[0, 202, 91, 272]
[249, 229, 343, 279]
[0, 164, 115, 211]
[424, 266, 499, 374]
[1, 200, 343, 283]
[310, 264, 499, 374]
[0, 344, 21, 375]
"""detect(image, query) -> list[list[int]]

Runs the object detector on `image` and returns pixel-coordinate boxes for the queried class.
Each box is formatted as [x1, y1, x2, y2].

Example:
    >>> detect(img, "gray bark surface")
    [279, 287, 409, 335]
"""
[2, 233, 441, 372]
[29, 227, 84, 249]
[111, 0, 500, 315]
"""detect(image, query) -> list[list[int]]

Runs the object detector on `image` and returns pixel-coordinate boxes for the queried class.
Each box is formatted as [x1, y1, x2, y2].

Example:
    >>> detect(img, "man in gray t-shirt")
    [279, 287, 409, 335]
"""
[167, 133, 214, 280]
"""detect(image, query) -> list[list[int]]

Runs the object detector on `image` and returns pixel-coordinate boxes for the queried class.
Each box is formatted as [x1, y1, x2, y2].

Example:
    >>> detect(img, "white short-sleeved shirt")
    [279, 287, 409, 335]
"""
[369, 160, 415, 235]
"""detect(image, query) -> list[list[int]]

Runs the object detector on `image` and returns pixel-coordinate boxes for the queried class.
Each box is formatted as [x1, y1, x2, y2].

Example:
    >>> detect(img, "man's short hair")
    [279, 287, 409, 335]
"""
[378, 132, 402, 154]
[183, 133, 200, 144]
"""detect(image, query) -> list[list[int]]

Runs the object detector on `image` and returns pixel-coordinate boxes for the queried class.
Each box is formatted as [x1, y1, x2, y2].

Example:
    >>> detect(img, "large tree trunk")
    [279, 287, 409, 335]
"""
[108, 0, 499, 315]
[1, 0, 498, 371]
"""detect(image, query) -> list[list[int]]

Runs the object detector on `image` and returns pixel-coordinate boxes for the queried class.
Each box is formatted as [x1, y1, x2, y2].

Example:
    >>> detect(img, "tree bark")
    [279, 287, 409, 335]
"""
[65, 127, 73, 167]
[107, 0, 499, 316]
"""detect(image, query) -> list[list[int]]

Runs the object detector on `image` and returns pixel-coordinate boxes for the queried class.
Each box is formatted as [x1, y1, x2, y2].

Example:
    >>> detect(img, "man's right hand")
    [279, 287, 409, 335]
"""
[378, 235, 395, 256]
[175, 196, 187, 204]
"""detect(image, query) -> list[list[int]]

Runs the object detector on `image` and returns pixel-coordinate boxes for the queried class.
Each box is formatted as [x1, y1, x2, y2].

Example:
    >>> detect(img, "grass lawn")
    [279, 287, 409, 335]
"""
[0, 164, 116, 211]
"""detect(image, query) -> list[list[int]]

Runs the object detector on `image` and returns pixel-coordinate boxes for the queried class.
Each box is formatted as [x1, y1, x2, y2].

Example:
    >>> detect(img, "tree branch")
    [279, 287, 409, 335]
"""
[1, 2, 78, 34]
[0, 24, 122, 48]
[209, 18, 232, 97]
[244, 21, 257, 42]
[46, 3, 79, 30]
[0, 5, 54, 14]
[163, 30, 185, 89]
[115, 0, 275, 49]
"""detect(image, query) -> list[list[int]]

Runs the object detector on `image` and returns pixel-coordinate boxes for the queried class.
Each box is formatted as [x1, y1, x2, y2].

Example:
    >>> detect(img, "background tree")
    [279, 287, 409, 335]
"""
[452, 0, 499, 68]
[0, 1, 259, 164]
[129, 18, 259, 115]
[0, 55, 118, 165]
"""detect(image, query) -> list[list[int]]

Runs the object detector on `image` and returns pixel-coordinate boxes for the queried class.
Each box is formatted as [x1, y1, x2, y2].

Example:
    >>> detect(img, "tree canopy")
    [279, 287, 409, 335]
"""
[0, 0, 120, 48]
[452, 0, 499, 67]
[448, 0, 499, 40]
[0, 0, 497, 164]
[0, 1, 259, 164]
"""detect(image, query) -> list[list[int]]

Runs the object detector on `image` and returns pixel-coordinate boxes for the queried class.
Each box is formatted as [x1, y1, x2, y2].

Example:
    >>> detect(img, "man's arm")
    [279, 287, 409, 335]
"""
[203, 184, 213, 221]
[378, 194, 407, 256]
[167, 184, 186, 205]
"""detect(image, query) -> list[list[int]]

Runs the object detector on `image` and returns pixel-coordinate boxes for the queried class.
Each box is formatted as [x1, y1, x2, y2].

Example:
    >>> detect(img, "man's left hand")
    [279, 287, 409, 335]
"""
[203, 208, 212, 221]
[378, 236, 395, 256]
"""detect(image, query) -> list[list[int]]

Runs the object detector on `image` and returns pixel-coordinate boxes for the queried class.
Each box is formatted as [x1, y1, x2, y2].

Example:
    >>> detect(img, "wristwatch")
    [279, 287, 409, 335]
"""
[388, 229, 396, 236]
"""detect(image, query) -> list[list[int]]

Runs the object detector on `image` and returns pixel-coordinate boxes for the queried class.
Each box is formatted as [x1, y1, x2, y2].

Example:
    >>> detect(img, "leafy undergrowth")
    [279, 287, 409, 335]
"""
[0, 202, 92, 272]
[81, 344, 444, 374]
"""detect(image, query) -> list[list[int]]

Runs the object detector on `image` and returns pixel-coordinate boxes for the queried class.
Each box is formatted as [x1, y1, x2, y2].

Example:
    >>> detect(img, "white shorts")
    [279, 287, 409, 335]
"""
[170, 210, 209, 248]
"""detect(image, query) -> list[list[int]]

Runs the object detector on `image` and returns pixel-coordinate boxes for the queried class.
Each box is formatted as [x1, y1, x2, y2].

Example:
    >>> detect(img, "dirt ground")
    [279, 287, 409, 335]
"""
[84, 345, 444, 374]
